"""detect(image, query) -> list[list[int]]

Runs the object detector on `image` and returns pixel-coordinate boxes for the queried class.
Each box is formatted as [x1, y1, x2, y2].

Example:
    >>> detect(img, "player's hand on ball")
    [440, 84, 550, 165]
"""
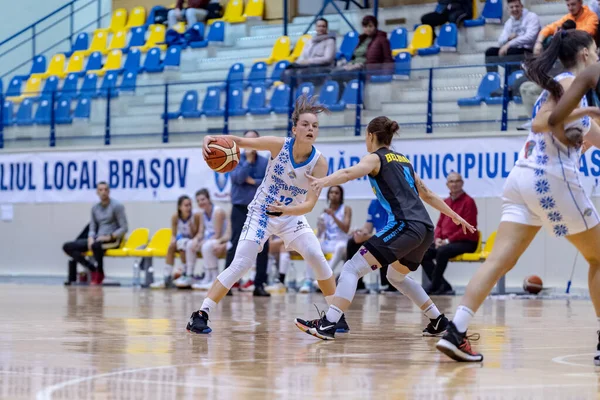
[266, 201, 285, 217]
[305, 172, 325, 193]
[452, 216, 475, 234]
[202, 135, 217, 158]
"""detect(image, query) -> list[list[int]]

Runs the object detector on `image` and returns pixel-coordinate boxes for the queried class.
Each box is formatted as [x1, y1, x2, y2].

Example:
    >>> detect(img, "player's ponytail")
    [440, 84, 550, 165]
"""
[525, 29, 593, 100]
[367, 116, 399, 146]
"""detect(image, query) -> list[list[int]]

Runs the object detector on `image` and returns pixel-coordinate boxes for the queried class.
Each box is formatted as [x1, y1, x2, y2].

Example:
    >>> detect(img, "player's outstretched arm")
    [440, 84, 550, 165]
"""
[306, 154, 379, 193]
[202, 135, 285, 159]
[415, 174, 475, 235]
[549, 64, 600, 127]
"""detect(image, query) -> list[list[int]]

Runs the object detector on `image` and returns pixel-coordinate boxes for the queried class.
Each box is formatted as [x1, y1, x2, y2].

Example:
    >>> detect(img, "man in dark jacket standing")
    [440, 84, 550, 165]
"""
[421, 0, 473, 30]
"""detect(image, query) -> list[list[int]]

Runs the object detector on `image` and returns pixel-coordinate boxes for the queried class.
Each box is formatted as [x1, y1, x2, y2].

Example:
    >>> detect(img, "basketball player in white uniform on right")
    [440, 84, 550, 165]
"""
[436, 30, 600, 365]
[187, 95, 347, 334]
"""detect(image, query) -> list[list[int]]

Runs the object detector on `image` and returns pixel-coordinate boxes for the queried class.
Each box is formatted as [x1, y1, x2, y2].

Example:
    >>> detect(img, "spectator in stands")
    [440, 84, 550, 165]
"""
[534, 0, 598, 54]
[346, 198, 396, 293]
[62, 182, 128, 286]
[281, 18, 337, 85]
[420, 0, 472, 31]
[330, 15, 393, 85]
[224, 130, 271, 297]
[168, 0, 210, 29]
[420, 173, 478, 295]
[484, 0, 540, 73]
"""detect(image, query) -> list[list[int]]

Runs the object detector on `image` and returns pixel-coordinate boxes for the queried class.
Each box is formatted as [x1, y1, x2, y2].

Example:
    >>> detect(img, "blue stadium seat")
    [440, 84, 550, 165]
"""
[184, 23, 205, 48]
[179, 90, 202, 118]
[247, 86, 270, 114]
[458, 72, 501, 106]
[14, 55, 46, 80]
[15, 99, 34, 126]
[389, 28, 408, 54]
[296, 82, 314, 99]
[146, 6, 166, 28]
[80, 73, 98, 98]
[318, 81, 341, 110]
[36, 76, 60, 100]
[119, 71, 137, 94]
[126, 26, 148, 51]
[438, 23, 458, 52]
[485, 70, 524, 105]
[3, 100, 14, 126]
[247, 61, 267, 88]
[163, 46, 181, 69]
[482, 0, 502, 23]
[190, 21, 225, 48]
[267, 61, 290, 86]
[338, 79, 362, 109]
[5, 77, 22, 97]
[337, 31, 359, 62]
[55, 96, 72, 124]
[140, 48, 163, 73]
[225, 63, 245, 88]
[61, 73, 80, 99]
[202, 86, 224, 117]
[228, 87, 246, 116]
[394, 52, 411, 80]
[84, 52, 103, 74]
[74, 97, 91, 119]
[97, 72, 119, 98]
[370, 72, 393, 83]
[123, 48, 142, 74]
[271, 84, 291, 114]
[65, 33, 89, 58]
[33, 98, 52, 125]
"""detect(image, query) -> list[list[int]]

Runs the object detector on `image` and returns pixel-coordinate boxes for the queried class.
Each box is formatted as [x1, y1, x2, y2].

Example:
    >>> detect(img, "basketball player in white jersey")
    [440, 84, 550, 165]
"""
[436, 30, 600, 365]
[151, 195, 200, 289]
[190, 188, 230, 290]
[187, 95, 345, 334]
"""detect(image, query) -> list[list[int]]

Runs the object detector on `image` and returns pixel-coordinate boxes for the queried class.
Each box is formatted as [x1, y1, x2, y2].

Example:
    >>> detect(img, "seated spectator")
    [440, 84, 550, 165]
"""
[151, 195, 200, 289]
[534, 0, 598, 54]
[168, 0, 210, 29]
[484, 0, 540, 73]
[420, 173, 478, 295]
[62, 182, 128, 286]
[421, 0, 472, 31]
[330, 15, 393, 85]
[346, 198, 396, 293]
[281, 18, 336, 85]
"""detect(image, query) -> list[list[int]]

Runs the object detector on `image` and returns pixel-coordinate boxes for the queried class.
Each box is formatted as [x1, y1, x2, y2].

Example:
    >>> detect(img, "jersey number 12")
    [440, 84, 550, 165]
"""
[279, 196, 293, 205]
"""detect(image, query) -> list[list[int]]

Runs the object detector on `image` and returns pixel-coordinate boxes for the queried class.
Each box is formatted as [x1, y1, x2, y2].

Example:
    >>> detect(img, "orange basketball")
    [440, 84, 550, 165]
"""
[204, 136, 240, 173]
[523, 275, 543, 294]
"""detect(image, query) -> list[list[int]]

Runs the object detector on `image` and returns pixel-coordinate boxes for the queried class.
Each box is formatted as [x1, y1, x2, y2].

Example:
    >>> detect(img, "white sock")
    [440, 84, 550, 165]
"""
[164, 264, 174, 280]
[325, 305, 343, 323]
[453, 305, 475, 333]
[423, 303, 441, 320]
[325, 295, 334, 306]
[200, 298, 217, 314]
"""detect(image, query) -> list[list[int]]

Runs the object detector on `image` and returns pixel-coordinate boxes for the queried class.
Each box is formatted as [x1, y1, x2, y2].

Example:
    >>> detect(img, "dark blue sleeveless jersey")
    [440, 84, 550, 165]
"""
[368, 147, 434, 230]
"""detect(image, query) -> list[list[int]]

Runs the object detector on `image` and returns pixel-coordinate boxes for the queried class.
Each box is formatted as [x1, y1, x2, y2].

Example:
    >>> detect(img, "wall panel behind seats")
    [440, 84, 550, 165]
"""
[113, 0, 171, 12]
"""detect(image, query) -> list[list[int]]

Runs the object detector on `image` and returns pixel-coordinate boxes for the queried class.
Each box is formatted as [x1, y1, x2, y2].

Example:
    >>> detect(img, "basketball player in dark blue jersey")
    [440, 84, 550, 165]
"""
[295, 116, 475, 340]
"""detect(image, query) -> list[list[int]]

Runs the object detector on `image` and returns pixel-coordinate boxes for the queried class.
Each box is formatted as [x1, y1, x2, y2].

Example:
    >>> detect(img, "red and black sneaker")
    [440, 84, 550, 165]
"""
[436, 321, 483, 362]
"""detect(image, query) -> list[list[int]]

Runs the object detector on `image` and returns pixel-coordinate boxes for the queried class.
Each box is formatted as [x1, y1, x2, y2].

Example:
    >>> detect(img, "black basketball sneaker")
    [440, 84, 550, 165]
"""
[595, 331, 600, 366]
[423, 314, 449, 337]
[186, 310, 212, 334]
[295, 308, 338, 341]
[436, 321, 483, 362]
[336, 314, 350, 333]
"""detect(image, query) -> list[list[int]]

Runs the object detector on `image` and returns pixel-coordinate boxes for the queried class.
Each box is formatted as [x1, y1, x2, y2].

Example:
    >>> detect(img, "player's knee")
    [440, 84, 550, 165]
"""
[91, 241, 103, 251]
[168, 242, 177, 251]
[201, 240, 213, 253]
[386, 267, 407, 287]
[304, 247, 332, 280]
[341, 252, 372, 279]
[585, 255, 600, 270]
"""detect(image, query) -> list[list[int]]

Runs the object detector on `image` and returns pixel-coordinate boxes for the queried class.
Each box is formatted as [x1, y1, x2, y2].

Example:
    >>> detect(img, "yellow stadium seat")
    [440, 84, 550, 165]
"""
[174, 21, 186, 34]
[30, 54, 65, 80]
[83, 30, 109, 56]
[244, 0, 264, 18]
[128, 228, 172, 257]
[140, 24, 167, 52]
[450, 231, 482, 262]
[284, 34, 311, 62]
[222, 0, 246, 23]
[480, 231, 497, 259]
[106, 228, 150, 257]
[58, 51, 85, 79]
[395, 25, 433, 56]
[100, 8, 128, 33]
[96, 49, 123, 76]
[256, 36, 291, 65]
[7, 75, 43, 103]
[125, 6, 146, 29]
[103, 29, 128, 54]
[290, 251, 333, 261]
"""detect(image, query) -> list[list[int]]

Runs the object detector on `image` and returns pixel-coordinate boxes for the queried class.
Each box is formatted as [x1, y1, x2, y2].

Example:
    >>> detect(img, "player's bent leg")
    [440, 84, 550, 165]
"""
[436, 221, 539, 362]
[386, 262, 449, 337]
[288, 232, 335, 296]
[564, 223, 600, 366]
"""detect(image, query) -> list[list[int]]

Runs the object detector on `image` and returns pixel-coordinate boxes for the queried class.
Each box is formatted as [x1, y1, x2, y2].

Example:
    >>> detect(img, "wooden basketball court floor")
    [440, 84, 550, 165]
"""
[1, 284, 599, 400]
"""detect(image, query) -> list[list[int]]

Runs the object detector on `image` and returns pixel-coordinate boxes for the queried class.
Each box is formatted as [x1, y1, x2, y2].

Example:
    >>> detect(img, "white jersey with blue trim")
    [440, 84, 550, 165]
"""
[516, 72, 590, 180]
[248, 137, 321, 215]
[202, 205, 226, 240]
[176, 216, 195, 240]
[322, 204, 349, 242]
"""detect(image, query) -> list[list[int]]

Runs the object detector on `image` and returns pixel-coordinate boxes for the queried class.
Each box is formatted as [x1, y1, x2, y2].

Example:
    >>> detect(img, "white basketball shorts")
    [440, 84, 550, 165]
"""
[501, 166, 599, 237]
[240, 209, 314, 251]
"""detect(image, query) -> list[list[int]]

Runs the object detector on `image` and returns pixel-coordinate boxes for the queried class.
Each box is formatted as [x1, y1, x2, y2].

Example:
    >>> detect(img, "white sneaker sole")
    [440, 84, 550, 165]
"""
[294, 319, 334, 341]
[436, 338, 483, 362]
[423, 329, 447, 337]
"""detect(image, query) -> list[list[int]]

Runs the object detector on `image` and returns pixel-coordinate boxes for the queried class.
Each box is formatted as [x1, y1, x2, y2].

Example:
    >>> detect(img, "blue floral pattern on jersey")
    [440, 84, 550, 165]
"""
[536, 155, 549, 165]
[274, 164, 284, 176]
[265, 195, 275, 205]
[553, 224, 568, 237]
[534, 168, 545, 177]
[538, 139, 546, 152]
[259, 217, 268, 228]
[256, 229, 265, 240]
[547, 211, 562, 223]
[535, 179, 550, 194]
[540, 196, 555, 210]
[268, 184, 280, 196]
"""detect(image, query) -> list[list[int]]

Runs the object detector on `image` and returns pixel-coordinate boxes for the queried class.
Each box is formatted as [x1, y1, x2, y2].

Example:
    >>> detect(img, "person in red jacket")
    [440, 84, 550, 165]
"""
[421, 172, 478, 295]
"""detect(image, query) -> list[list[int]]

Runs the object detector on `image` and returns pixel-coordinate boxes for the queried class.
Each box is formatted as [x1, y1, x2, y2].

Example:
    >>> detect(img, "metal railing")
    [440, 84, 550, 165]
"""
[0, 62, 529, 149]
